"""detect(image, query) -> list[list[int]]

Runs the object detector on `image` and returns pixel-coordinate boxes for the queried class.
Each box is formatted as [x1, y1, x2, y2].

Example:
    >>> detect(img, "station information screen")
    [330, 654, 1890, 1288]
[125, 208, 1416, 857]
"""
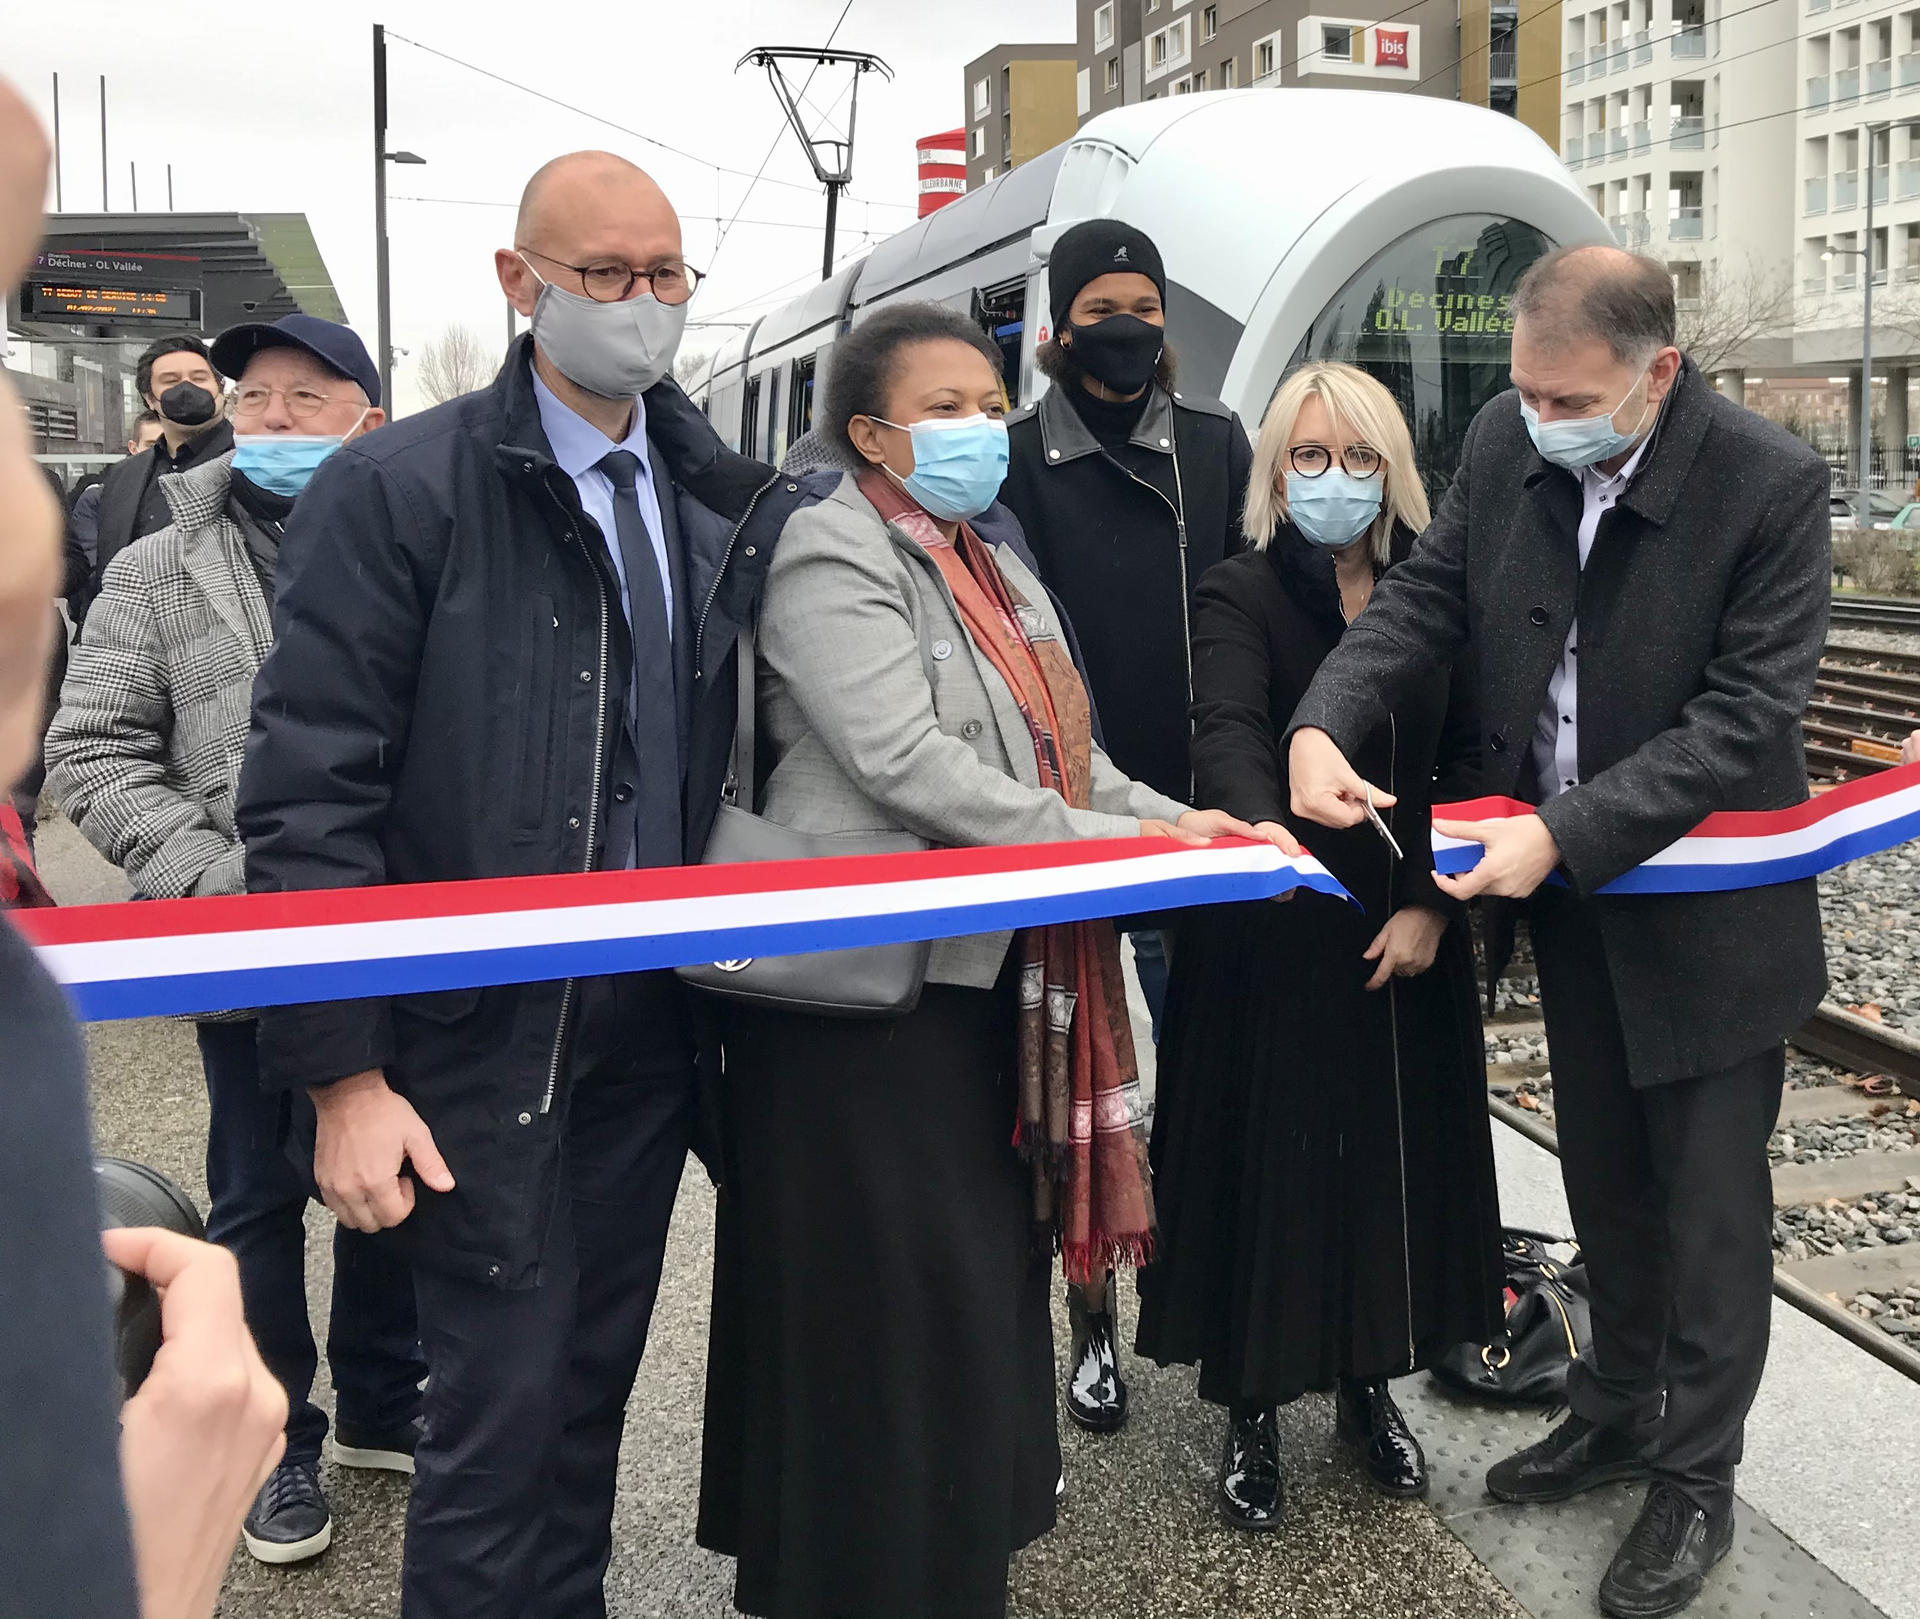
[17, 278, 203, 326]
[1288, 213, 1554, 499]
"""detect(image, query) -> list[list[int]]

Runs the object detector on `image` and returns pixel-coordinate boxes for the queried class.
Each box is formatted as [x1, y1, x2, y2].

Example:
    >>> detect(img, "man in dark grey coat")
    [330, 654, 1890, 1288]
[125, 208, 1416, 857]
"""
[1287, 246, 1829, 1619]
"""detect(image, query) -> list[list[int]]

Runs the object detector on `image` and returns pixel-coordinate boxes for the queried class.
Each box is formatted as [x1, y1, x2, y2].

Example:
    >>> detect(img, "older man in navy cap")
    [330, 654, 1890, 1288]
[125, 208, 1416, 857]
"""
[46, 313, 419, 1569]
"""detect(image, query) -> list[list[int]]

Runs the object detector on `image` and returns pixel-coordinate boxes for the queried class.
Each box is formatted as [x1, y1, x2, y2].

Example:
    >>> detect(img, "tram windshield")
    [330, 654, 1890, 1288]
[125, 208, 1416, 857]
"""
[1288, 213, 1555, 503]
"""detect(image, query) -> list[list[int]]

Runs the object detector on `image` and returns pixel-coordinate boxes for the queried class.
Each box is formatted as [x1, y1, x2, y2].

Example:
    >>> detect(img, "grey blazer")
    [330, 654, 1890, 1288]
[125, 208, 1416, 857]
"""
[756, 472, 1191, 987]
[46, 452, 271, 901]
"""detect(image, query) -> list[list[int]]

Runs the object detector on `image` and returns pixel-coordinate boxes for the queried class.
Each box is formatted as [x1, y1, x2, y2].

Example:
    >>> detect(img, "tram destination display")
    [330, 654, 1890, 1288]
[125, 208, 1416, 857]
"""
[18, 277, 202, 326]
[1354, 239, 1520, 346]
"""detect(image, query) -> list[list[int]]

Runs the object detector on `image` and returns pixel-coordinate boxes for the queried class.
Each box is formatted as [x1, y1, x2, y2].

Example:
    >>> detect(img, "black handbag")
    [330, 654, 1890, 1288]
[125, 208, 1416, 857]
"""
[1430, 1229, 1593, 1406]
[675, 631, 932, 1018]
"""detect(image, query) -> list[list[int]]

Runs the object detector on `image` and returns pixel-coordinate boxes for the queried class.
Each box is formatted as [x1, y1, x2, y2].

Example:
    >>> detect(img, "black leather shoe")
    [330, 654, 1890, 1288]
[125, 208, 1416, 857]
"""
[1598, 1482, 1734, 1618]
[1064, 1272, 1130, 1434]
[1486, 1413, 1653, 1504]
[242, 1460, 333, 1564]
[1336, 1378, 1428, 1498]
[332, 1414, 423, 1475]
[1218, 1407, 1283, 1531]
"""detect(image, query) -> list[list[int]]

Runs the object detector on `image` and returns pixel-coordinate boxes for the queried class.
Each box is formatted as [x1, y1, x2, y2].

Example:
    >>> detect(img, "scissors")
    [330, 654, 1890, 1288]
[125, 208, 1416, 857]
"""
[1364, 781, 1404, 861]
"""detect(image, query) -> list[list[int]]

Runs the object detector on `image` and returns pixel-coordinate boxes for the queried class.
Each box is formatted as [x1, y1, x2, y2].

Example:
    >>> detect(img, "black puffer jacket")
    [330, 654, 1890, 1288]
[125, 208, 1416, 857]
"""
[1001, 379, 1252, 804]
[238, 338, 814, 1287]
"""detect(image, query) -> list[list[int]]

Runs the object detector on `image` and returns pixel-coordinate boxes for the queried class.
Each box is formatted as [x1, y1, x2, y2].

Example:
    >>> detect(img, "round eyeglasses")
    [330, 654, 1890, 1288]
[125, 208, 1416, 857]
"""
[230, 384, 348, 422]
[1288, 442, 1383, 479]
[520, 248, 704, 306]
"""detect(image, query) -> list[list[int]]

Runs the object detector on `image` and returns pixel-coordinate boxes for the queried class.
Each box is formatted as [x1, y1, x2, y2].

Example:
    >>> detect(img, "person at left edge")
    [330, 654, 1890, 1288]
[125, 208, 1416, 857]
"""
[46, 312, 419, 1570]
[88, 335, 233, 602]
[998, 217, 1254, 1439]
[236, 150, 806, 1619]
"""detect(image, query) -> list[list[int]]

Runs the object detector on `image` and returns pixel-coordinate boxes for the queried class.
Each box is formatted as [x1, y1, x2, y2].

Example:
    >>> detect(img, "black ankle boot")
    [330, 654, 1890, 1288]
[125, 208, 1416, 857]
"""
[1336, 1378, 1429, 1498]
[1064, 1272, 1130, 1434]
[1218, 1406, 1283, 1531]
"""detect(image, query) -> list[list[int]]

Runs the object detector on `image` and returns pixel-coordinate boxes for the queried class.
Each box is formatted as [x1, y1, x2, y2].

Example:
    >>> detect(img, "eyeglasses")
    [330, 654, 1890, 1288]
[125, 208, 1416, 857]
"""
[230, 383, 353, 422]
[1288, 442, 1383, 479]
[519, 247, 704, 305]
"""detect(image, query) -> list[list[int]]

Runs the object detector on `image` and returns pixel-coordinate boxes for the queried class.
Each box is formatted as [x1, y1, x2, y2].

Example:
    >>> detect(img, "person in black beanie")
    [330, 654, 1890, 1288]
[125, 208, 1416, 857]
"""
[1000, 217, 1253, 1438]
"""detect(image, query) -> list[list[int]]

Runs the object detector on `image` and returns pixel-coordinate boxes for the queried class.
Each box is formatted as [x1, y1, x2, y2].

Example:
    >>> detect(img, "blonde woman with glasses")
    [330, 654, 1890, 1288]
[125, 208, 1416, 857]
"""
[1134, 361, 1502, 1533]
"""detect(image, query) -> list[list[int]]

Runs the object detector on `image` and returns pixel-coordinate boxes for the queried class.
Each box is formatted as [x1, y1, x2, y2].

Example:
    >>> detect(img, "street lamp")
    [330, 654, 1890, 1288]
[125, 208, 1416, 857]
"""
[372, 24, 427, 415]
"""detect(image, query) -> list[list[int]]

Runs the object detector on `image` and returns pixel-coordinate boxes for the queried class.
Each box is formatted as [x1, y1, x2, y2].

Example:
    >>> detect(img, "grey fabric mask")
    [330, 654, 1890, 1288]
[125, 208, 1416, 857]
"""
[519, 253, 687, 399]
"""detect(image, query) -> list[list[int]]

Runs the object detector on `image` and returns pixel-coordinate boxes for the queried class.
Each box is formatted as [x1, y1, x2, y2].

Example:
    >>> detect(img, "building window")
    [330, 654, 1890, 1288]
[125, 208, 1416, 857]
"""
[971, 126, 985, 158]
[1192, 66, 1209, 89]
[1170, 18, 1188, 56]
[1106, 54, 1122, 90]
[983, 165, 997, 183]
[1203, 4, 1219, 40]
[1255, 38, 1277, 78]
[1322, 24, 1354, 61]
[1221, 55, 1238, 85]
[1151, 28, 1169, 67]
[1094, 1, 1115, 50]
[973, 77, 989, 119]
[1146, 0, 1160, 10]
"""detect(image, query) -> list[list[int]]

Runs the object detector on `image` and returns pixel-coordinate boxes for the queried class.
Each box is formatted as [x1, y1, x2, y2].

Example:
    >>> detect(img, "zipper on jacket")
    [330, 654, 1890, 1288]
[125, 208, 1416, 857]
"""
[693, 470, 782, 685]
[1383, 710, 1416, 1370]
[1108, 427, 1194, 798]
[540, 500, 612, 1117]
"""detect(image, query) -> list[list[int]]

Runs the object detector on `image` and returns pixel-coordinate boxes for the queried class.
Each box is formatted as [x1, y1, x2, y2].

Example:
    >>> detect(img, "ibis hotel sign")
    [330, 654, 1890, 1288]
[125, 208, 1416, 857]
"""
[1297, 16, 1421, 79]
[17, 248, 204, 330]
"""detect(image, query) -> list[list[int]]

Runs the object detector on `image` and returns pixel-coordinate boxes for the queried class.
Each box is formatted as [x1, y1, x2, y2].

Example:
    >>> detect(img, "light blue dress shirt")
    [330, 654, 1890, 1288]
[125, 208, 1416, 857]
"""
[531, 369, 673, 636]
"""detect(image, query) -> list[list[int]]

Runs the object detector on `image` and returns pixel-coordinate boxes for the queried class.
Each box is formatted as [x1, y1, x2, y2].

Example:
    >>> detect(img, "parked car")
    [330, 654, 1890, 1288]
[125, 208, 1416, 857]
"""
[1832, 489, 1907, 528]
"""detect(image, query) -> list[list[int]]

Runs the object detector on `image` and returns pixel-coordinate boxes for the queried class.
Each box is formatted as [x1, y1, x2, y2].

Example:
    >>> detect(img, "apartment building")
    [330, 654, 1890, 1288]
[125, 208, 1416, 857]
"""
[963, 43, 1082, 189]
[1075, 0, 1462, 124]
[1560, 0, 1798, 385]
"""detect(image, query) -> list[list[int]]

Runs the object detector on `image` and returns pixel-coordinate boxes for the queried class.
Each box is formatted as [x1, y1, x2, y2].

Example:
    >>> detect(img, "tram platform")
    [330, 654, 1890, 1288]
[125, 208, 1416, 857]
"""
[42, 814, 1917, 1618]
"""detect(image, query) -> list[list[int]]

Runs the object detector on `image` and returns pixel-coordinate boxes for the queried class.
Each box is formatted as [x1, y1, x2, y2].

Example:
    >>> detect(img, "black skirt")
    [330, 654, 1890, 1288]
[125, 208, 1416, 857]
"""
[1134, 890, 1503, 1409]
[696, 982, 1060, 1619]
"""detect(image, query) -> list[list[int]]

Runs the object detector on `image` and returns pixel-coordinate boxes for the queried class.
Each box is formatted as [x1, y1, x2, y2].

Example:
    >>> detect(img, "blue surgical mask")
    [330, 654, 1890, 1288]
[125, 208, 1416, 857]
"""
[1520, 363, 1655, 470]
[1285, 469, 1383, 550]
[231, 419, 364, 498]
[869, 413, 1010, 522]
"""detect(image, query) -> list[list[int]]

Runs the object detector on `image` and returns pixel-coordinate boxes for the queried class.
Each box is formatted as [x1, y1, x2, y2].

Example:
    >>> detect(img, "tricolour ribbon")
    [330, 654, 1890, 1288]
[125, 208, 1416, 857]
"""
[15, 837, 1346, 1023]
[1431, 760, 1920, 895]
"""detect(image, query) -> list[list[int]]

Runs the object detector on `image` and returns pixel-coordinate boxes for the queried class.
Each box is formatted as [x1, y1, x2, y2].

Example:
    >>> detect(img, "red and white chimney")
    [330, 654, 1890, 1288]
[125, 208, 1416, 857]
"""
[917, 129, 967, 217]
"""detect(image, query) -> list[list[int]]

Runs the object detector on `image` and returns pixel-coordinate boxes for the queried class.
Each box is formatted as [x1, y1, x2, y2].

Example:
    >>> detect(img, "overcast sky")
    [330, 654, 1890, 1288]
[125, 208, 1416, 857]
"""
[6, 0, 1074, 413]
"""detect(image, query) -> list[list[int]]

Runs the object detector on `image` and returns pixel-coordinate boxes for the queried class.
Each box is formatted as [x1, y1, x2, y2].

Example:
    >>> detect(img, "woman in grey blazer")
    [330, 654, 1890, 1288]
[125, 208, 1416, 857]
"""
[695, 304, 1287, 1619]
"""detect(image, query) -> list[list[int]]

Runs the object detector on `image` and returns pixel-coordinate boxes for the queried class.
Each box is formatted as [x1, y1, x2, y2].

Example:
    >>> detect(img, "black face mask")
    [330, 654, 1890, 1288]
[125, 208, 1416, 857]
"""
[155, 381, 219, 428]
[1063, 313, 1165, 395]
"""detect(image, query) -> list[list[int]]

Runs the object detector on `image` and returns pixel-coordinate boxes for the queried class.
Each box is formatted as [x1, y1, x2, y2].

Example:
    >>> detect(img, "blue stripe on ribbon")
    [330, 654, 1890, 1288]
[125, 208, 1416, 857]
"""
[61, 862, 1354, 1022]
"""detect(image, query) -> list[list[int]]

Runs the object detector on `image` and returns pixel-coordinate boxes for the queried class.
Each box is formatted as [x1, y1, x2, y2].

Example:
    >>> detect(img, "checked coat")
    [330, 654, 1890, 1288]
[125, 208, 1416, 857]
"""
[46, 451, 271, 903]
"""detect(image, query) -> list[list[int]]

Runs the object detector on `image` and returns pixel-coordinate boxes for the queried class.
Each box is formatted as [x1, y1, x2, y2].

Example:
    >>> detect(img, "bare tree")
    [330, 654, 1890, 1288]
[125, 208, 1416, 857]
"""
[672, 342, 720, 394]
[416, 323, 497, 405]
[1675, 260, 1796, 377]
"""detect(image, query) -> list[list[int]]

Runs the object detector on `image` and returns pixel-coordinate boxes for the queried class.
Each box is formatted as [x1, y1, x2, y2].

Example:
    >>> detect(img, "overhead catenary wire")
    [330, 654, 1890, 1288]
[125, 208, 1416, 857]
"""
[383, 28, 912, 215]
[391, 194, 865, 234]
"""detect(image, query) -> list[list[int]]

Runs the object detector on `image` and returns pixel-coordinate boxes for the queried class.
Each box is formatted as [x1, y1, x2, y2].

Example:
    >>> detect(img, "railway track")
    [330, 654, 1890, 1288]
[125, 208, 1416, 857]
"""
[1806, 636, 1920, 780]
[1484, 1001, 1920, 1384]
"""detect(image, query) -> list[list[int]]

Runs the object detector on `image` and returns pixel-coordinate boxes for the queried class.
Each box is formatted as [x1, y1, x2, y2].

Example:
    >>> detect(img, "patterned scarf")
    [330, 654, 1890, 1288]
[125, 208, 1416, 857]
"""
[858, 470, 1155, 1279]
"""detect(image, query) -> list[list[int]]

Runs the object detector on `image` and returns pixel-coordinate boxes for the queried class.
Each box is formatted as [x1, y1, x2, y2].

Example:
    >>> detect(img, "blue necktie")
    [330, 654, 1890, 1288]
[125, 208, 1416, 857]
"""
[597, 449, 682, 868]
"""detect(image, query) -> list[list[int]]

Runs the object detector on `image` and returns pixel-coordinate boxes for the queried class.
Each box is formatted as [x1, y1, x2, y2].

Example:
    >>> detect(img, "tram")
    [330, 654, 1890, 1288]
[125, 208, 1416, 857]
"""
[688, 88, 1612, 497]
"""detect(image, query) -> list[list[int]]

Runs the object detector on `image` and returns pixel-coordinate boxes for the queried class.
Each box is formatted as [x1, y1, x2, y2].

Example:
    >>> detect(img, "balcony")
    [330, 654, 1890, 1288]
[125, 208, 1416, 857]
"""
[1810, 0, 1829, 11]
[1612, 127, 1629, 155]
[1632, 120, 1651, 152]
[1807, 174, 1829, 212]
[1835, 168, 1861, 208]
[1902, 52, 1920, 89]
[1567, 46, 1585, 84]
[1565, 138, 1584, 168]
[1671, 25, 1707, 57]
[1836, 270, 1860, 290]
[1805, 272, 1830, 294]
[1608, 209, 1651, 246]
[1837, 65, 1861, 106]
[1613, 38, 1631, 72]
[1900, 157, 1920, 198]
[1898, 264, 1920, 284]
[1872, 162, 1890, 203]
[1808, 73, 1831, 108]
[1874, 265, 1890, 286]
[1671, 114, 1706, 148]
[1634, 28, 1653, 64]
[1870, 57, 1893, 100]
[1669, 205, 1705, 238]
[1589, 130, 1610, 159]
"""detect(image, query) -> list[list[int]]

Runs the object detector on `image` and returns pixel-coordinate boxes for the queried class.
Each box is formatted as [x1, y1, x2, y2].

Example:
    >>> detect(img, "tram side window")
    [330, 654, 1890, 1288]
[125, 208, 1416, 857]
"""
[789, 355, 817, 445]
[741, 374, 763, 458]
[973, 280, 1027, 405]
[1285, 212, 1554, 501]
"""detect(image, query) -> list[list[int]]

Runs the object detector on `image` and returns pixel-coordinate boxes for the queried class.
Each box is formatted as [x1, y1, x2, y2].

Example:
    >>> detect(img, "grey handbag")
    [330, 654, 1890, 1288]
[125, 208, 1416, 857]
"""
[674, 630, 932, 1018]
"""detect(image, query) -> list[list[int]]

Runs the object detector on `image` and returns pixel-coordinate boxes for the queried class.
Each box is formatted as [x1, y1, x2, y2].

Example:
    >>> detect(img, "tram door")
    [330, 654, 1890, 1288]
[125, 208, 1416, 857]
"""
[974, 279, 1029, 405]
[1287, 213, 1555, 502]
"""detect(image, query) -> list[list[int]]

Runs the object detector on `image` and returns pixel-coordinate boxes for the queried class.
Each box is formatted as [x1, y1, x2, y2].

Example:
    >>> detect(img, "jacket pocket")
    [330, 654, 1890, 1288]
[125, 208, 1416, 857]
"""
[511, 594, 558, 836]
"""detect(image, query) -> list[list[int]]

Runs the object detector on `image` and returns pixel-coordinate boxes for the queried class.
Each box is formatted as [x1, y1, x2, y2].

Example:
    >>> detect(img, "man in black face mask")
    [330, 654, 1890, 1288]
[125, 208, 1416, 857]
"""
[1000, 217, 1252, 1438]
[89, 335, 231, 596]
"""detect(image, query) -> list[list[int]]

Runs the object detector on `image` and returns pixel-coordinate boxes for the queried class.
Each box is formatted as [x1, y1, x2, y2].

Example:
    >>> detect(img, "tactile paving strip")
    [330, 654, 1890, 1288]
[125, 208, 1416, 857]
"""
[1396, 1377, 1889, 1619]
